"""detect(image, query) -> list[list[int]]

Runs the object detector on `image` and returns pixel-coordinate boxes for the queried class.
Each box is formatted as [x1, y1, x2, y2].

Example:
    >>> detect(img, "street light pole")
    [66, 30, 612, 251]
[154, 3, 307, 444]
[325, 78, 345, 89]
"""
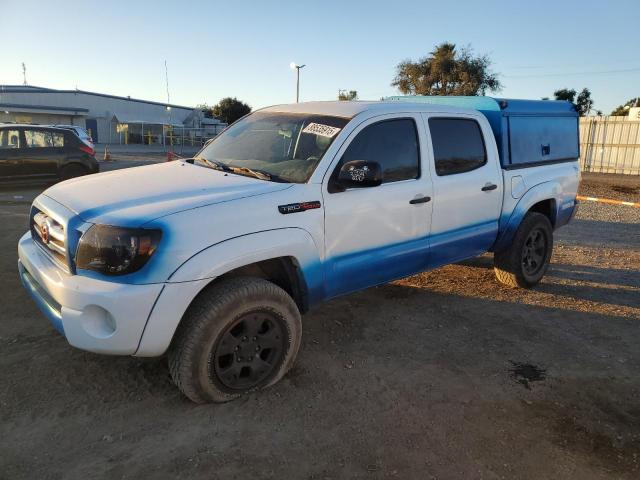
[290, 62, 306, 103]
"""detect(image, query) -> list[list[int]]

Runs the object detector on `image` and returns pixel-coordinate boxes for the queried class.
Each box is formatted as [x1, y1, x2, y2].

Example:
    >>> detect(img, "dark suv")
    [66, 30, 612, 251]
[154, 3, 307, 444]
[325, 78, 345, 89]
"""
[0, 124, 99, 183]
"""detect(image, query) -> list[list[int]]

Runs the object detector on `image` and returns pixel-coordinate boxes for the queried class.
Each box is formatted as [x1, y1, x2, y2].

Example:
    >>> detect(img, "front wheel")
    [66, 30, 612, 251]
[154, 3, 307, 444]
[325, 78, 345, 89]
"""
[494, 212, 553, 288]
[168, 277, 302, 403]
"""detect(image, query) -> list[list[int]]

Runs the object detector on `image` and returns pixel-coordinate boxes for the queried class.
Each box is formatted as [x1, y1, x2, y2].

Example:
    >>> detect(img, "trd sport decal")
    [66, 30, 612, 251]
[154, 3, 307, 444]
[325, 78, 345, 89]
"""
[278, 201, 321, 214]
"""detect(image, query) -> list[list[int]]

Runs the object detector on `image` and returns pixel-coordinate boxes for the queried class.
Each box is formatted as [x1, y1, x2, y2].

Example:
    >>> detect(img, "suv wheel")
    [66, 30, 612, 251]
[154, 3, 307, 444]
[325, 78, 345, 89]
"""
[60, 164, 89, 181]
[494, 212, 553, 288]
[168, 277, 302, 403]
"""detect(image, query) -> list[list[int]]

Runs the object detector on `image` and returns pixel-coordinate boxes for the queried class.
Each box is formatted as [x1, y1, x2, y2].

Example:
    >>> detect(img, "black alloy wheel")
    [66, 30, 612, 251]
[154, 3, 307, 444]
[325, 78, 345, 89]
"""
[521, 227, 548, 277]
[212, 311, 287, 391]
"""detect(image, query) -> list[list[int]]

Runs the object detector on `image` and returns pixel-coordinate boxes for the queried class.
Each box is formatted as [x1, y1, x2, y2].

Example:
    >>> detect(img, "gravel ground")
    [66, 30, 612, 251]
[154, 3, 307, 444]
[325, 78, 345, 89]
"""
[579, 173, 640, 203]
[0, 174, 639, 480]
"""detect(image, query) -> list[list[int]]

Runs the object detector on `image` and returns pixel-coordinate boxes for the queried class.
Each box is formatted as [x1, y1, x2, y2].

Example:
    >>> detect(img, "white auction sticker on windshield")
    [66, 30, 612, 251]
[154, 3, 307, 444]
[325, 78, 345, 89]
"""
[302, 123, 341, 138]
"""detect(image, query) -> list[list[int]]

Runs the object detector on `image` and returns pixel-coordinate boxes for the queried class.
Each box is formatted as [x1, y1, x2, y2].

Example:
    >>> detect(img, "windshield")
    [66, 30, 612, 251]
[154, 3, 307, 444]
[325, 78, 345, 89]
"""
[195, 111, 350, 183]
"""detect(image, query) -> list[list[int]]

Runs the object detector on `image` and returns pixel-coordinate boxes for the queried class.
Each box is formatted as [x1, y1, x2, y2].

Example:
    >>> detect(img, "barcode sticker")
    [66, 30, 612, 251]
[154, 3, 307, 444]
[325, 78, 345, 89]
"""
[302, 123, 341, 138]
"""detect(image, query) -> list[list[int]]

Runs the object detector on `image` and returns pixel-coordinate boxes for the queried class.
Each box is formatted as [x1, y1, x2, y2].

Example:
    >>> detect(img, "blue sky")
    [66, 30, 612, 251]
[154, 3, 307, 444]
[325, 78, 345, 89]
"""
[1, 0, 638, 113]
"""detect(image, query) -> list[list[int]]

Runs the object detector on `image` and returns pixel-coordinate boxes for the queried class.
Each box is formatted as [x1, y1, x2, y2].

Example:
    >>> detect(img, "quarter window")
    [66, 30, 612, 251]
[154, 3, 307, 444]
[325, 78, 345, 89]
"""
[338, 118, 420, 184]
[429, 118, 487, 176]
[0, 129, 20, 149]
[52, 133, 65, 147]
[24, 130, 54, 148]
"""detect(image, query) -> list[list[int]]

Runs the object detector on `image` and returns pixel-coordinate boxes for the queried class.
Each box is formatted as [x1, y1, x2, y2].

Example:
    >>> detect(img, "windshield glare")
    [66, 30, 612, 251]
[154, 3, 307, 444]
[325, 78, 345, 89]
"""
[196, 112, 350, 183]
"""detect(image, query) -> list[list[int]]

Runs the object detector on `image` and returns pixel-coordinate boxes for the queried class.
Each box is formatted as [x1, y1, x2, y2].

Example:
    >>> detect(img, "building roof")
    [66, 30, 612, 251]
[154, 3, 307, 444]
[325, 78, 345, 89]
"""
[0, 85, 196, 111]
[0, 102, 89, 115]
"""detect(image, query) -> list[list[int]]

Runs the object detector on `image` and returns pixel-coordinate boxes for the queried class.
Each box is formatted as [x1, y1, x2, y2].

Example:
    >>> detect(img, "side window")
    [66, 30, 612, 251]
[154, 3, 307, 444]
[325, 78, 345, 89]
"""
[0, 129, 21, 149]
[339, 118, 420, 184]
[24, 130, 54, 148]
[52, 132, 65, 147]
[428, 118, 487, 176]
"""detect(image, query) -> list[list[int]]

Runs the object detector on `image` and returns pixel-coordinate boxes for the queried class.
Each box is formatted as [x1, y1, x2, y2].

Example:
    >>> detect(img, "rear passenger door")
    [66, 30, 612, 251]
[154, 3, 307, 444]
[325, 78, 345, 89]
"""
[20, 129, 62, 179]
[423, 114, 503, 267]
[0, 128, 23, 179]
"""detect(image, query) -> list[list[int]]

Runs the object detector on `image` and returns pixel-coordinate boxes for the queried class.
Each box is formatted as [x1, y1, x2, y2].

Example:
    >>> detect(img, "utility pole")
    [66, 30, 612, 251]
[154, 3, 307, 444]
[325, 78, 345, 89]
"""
[290, 63, 306, 103]
[22, 63, 27, 86]
[164, 60, 172, 147]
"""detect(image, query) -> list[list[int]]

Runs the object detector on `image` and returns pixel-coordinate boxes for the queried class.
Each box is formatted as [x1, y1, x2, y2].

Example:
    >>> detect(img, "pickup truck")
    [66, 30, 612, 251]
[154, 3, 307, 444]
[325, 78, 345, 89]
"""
[18, 97, 580, 403]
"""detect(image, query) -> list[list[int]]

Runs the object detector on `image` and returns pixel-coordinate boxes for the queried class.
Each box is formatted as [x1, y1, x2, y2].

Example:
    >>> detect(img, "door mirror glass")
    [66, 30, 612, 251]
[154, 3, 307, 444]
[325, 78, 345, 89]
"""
[336, 160, 382, 189]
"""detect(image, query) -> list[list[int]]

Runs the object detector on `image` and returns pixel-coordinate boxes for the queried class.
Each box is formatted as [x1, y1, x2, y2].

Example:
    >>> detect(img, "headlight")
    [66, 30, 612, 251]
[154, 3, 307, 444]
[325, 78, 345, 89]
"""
[75, 225, 162, 276]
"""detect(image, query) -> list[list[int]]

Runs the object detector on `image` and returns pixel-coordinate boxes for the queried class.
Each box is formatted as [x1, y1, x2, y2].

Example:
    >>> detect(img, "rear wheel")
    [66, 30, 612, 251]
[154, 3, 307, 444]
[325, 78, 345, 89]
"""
[59, 163, 89, 181]
[494, 212, 553, 288]
[168, 277, 302, 403]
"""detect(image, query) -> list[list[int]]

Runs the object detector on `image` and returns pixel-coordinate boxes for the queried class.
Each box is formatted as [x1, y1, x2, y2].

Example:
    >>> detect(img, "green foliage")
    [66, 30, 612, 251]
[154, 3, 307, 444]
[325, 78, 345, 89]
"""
[553, 88, 576, 102]
[392, 42, 501, 96]
[553, 88, 593, 116]
[207, 98, 252, 124]
[338, 90, 358, 101]
[196, 103, 214, 119]
[610, 97, 640, 116]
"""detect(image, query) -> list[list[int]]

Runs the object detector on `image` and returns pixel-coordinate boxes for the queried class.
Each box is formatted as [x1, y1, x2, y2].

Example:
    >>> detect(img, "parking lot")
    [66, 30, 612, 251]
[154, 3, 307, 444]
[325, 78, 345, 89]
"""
[1, 167, 639, 479]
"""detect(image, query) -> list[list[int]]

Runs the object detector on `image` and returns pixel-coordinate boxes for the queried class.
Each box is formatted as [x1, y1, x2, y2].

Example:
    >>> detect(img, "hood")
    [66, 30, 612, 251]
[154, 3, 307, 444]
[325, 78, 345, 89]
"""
[43, 161, 291, 226]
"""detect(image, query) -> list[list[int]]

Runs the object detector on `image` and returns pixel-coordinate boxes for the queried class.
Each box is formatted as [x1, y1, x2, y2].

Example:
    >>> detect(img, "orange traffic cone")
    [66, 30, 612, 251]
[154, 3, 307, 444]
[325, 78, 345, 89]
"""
[103, 146, 111, 162]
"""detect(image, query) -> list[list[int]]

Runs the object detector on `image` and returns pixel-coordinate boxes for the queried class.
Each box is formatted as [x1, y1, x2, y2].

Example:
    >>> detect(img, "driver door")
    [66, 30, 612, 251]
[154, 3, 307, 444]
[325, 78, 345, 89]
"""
[322, 114, 433, 298]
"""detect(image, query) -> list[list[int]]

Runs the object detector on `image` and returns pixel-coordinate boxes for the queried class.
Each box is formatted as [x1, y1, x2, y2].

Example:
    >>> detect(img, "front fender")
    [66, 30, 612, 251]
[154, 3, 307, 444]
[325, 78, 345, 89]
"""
[493, 181, 561, 252]
[135, 228, 324, 356]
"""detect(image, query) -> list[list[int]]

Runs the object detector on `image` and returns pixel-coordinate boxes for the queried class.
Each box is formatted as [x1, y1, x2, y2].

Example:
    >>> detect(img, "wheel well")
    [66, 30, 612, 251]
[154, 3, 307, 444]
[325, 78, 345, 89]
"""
[528, 199, 556, 227]
[214, 257, 309, 313]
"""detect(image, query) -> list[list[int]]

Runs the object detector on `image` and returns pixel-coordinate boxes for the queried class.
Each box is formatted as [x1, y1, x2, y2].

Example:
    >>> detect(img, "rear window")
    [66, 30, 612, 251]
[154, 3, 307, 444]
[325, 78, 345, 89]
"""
[429, 118, 487, 176]
[24, 130, 64, 148]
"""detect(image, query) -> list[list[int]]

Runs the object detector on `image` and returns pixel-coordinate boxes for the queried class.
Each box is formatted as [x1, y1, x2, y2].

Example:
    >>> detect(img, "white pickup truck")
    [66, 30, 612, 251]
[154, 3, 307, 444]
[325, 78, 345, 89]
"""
[18, 97, 580, 403]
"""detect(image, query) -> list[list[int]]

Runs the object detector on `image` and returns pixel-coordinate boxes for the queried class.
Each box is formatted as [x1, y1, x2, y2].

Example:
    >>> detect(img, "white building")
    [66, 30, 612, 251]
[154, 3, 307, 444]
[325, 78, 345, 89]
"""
[0, 85, 225, 145]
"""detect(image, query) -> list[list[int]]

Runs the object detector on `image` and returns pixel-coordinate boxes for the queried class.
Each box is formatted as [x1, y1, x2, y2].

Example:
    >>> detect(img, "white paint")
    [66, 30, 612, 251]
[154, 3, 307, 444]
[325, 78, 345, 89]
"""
[17, 101, 581, 356]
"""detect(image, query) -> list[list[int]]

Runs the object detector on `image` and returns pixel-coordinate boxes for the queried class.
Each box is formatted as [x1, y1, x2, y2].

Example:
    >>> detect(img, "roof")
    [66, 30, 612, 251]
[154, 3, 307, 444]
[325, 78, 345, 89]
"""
[0, 123, 74, 132]
[0, 102, 89, 115]
[260, 100, 479, 118]
[0, 85, 196, 111]
[385, 95, 577, 116]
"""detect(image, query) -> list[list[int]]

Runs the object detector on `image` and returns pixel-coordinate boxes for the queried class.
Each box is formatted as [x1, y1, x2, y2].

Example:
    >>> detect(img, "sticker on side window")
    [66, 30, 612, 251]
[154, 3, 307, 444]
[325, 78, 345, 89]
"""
[302, 123, 341, 138]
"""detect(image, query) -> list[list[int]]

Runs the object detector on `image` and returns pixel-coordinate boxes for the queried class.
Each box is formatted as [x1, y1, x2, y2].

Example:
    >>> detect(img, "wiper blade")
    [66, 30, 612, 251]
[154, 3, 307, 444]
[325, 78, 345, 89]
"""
[195, 158, 288, 182]
[196, 157, 232, 172]
[229, 166, 272, 181]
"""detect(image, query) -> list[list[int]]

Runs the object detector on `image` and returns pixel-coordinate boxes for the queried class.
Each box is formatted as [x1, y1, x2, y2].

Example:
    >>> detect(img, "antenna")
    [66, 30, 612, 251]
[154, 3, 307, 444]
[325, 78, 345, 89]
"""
[22, 62, 27, 86]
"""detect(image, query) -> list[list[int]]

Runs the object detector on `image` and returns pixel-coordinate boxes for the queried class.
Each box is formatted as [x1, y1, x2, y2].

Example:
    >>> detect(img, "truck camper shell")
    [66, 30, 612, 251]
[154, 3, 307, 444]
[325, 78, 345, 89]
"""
[385, 96, 579, 168]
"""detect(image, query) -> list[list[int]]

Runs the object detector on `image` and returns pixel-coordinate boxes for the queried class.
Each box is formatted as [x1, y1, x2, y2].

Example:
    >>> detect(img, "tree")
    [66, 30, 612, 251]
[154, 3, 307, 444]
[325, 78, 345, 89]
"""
[392, 42, 501, 96]
[611, 97, 640, 116]
[196, 103, 214, 119]
[553, 88, 593, 116]
[210, 97, 251, 124]
[338, 90, 358, 101]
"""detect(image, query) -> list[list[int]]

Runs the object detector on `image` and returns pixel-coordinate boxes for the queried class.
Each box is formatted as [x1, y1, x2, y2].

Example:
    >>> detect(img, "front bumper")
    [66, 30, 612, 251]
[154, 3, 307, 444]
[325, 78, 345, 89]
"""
[18, 232, 164, 355]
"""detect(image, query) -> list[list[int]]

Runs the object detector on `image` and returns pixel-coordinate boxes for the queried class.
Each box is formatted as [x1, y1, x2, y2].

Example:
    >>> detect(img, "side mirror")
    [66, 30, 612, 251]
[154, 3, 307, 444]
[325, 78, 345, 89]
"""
[336, 160, 382, 189]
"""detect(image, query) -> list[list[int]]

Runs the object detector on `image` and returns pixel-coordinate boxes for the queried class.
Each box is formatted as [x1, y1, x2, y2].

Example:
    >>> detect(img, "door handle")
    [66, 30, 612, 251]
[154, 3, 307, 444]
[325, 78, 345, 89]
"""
[481, 183, 498, 192]
[409, 196, 431, 204]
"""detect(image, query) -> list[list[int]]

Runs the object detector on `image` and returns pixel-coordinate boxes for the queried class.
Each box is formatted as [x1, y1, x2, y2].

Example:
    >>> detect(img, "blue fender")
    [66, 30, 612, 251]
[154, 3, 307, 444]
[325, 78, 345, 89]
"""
[492, 181, 561, 252]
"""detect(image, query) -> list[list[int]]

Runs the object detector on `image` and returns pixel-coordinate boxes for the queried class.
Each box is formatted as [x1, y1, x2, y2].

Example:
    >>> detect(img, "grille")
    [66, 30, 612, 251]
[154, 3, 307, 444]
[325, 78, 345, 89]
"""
[31, 208, 69, 271]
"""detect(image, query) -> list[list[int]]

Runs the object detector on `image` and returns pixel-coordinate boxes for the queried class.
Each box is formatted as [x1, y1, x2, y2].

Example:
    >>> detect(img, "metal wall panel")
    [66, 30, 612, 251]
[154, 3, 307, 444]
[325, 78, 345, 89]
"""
[580, 117, 640, 175]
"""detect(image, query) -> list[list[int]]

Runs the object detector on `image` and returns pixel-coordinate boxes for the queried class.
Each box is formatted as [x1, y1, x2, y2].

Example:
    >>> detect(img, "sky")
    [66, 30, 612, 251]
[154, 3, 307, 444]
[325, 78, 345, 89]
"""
[1, 0, 639, 114]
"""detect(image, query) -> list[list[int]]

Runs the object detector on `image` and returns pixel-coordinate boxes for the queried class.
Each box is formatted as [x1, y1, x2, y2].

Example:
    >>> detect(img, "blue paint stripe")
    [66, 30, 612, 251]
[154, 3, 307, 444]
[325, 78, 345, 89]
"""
[317, 220, 498, 300]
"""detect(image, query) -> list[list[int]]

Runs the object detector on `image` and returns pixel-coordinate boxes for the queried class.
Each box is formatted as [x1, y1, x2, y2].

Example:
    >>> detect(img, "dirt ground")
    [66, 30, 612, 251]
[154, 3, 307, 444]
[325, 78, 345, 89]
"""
[1, 174, 639, 480]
